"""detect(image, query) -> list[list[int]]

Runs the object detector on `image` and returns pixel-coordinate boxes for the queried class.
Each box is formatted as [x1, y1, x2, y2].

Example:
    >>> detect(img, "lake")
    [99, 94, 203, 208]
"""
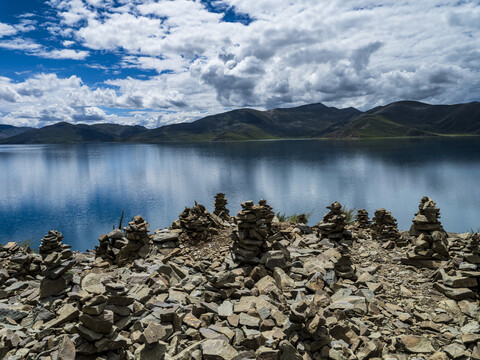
[1, 138, 480, 251]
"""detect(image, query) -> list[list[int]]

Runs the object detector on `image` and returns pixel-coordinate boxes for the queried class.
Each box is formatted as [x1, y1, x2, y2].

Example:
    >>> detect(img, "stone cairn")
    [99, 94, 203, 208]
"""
[38, 230, 75, 299]
[96, 216, 151, 266]
[371, 208, 401, 247]
[403, 197, 449, 268]
[213, 192, 230, 221]
[316, 201, 352, 244]
[231, 199, 275, 264]
[0, 242, 42, 281]
[433, 231, 480, 301]
[175, 202, 223, 241]
[354, 209, 371, 229]
[76, 275, 131, 358]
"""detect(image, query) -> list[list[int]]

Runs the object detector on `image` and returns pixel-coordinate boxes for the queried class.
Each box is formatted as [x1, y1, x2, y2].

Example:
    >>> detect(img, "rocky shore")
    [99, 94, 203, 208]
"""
[1, 195, 480, 360]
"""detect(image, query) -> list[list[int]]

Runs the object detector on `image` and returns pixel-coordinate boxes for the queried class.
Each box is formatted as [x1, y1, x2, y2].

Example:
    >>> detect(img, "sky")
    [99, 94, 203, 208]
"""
[0, 0, 479, 128]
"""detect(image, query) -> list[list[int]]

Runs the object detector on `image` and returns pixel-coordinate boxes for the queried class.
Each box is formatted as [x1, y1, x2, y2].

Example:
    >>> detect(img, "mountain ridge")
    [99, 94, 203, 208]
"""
[1, 100, 480, 144]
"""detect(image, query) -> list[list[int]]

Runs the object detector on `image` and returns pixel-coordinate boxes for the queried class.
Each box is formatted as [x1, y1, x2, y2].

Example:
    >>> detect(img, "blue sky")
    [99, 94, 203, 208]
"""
[0, 0, 479, 128]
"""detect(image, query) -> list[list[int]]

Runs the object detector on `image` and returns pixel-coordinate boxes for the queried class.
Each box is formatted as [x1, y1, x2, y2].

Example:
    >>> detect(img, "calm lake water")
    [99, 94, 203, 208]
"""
[1, 138, 480, 251]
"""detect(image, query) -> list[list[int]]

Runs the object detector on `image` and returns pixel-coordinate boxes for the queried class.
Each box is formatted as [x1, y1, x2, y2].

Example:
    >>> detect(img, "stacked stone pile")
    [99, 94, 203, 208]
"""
[38, 230, 75, 299]
[0, 242, 41, 280]
[231, 200, 275, 264]
[334, 244, 356, 280]
[432, 233, 480, 300]
[95, 228, 128, 264]
[354, 209, 371, 229]
[75, 274, 131, 358]
[175, 202, 223, 241]
[213, 192, 230, 221]
[402, 197, 449, 268]
[151, 228, 180, 254]
[409, 196, 446, 237]
[316, 201, 352, 244]
[371, 208, 401, 247]
[95, 215, 151, 266]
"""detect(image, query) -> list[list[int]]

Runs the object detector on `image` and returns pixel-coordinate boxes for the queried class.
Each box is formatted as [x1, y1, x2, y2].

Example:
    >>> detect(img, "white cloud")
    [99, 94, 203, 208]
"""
[0, 22, 18, 38]
[0, 0, 479, 127]
[39, 48, 90, 60]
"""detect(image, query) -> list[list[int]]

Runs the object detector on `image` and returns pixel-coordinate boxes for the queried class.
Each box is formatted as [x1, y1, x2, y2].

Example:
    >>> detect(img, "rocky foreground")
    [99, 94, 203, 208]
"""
[1, 195, 480, 360]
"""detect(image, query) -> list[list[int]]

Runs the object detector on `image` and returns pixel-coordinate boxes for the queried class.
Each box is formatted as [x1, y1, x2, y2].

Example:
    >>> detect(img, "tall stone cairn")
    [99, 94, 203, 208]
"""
[354, 209, 371, 229]
[405, 197, 449, 261]
[409, 196, 446, 236]
[316, 201, 352, 243]
[38, 230, 75, 299]
[231, 199, 275, 263]
[213, 192, 230, 221]
[371, 209, 400, 243]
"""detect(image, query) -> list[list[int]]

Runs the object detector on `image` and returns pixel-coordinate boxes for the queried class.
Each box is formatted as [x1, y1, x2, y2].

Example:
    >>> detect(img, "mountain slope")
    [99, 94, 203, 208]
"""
[128, 103, 361, 142]
[0, 125, 34, 140]
[1, 101, 480, 143]
[0, 122, 148, 144]
[327, 101, 480, 138]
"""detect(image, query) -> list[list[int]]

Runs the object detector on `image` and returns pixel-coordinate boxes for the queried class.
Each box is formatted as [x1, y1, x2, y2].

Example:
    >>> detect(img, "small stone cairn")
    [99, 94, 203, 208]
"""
[354, 209, 371, 229]
[231, 199, 275, 264]
[316, 202, 352, 244]
[213, 192, 230, 221]
[38, 230, 75, 299]
[402, 197, 449, 268]
[76, 274, 131, 357]
[175, 202, 223, 241]
[371, 208, 401, 247]
[96, 215, 151, 265]
[0, 242, 42, 281]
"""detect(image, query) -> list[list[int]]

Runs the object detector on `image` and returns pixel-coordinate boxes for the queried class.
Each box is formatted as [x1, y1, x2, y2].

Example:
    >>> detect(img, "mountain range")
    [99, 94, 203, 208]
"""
[1, 100, 480, 144]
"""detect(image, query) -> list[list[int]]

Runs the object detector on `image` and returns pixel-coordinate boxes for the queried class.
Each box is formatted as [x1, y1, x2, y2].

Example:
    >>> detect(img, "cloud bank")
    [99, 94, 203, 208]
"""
[0, 0, 479, 127]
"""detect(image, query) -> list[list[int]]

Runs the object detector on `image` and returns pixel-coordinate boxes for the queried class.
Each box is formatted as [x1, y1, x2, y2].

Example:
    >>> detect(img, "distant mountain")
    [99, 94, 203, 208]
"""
[127, 103, 361, 142]
[0, 122, 148, 144]
[0, 124, 34, 140]
[1, 101, 480, 143]
[326, 101, 480, 138]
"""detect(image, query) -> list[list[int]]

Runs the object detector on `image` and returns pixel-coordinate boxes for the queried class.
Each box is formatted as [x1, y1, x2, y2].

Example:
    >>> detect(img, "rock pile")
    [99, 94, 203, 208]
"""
[0, 242, 41, 280]
[354, 209, 371, 229]
[403, 197, 449, 268]
[371, 208, 401, 247]
[175, 202, 223, 241]
[76, 274, 131, 358]
[96, 215, 151, 266]
[409, 196, 446, 237]
[151, 228, 180, 255]
[433, 232, 480, 300]
[213, 192, 230, 221]
[5, 197, 480, 359]
[38, 230, 75, 299]
[95, 228, 128, 264]
[316, 201, 352, 244]
[231, 199, 275, 264]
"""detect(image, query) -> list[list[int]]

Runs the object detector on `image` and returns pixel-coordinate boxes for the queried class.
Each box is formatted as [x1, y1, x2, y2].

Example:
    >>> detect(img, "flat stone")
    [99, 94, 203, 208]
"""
[135, 341, 168, 360]
[81, 273, 105, 294]
[399, 335, 435, 353]
[202, 339, 239, 360]
[444, 343, 466, 359]
[79, 310, 114, 334]
[218, 301, 234, 318]
[239, 313, 260, 328]
[57, 335, 76, 360]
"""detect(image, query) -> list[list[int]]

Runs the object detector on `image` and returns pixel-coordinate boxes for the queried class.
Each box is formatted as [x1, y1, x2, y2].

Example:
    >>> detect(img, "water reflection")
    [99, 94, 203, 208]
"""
[1, 138, 480, 251]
